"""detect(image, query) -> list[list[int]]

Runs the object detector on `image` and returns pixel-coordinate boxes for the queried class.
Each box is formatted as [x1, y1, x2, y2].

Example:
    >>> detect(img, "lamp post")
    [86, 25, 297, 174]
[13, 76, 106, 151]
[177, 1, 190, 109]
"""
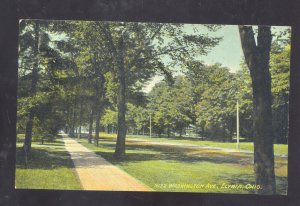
[236, 99, 240, 150]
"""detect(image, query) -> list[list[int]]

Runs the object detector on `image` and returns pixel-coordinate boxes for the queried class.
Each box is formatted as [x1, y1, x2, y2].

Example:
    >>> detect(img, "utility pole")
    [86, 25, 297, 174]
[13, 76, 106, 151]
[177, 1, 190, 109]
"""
[237, 100, 240, 150]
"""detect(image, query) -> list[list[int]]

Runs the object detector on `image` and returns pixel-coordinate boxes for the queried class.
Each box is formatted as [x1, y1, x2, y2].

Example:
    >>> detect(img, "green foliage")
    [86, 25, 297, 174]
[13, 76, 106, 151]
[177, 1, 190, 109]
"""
[101, 108, 118, 128]
[270, 35, 290, 143]
[32, 111, 64, 142]
[148, 76, 193, 136]
[192, 64, 238, 140]
[17, 20, 289, 152]
[125, 103, 149, 134]
[235, 64, 253, 139]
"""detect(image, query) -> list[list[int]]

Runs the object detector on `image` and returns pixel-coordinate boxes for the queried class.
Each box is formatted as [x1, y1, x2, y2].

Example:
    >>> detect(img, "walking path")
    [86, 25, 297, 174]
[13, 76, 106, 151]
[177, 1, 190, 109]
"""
[62, 135, 152, 191]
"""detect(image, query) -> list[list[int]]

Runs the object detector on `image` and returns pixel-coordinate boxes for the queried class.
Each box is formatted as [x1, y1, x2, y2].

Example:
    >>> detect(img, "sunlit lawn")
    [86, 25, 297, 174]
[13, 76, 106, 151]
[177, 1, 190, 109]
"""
[14, 132, 287, 194]
[97, 132, 288, 156]
[78, 133, 287, 194]
[15, 137, 81, 190]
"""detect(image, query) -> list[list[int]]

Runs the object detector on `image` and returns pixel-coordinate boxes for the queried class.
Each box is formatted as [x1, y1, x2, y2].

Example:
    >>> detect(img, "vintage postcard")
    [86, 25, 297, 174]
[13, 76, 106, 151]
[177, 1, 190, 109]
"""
[16, 20, 289, 195]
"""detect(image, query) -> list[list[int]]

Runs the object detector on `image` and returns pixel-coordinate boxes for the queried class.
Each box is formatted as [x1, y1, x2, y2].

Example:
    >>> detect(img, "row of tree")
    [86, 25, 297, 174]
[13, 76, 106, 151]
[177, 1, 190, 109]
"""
[18, 20, 221, 157]
[18, 20, 290, 194]
[102, 37, 289, 144]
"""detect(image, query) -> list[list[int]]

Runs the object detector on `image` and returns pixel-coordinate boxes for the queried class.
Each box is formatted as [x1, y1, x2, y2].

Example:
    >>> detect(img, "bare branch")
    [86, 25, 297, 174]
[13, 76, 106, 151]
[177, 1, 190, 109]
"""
[150, 24, 163, 40]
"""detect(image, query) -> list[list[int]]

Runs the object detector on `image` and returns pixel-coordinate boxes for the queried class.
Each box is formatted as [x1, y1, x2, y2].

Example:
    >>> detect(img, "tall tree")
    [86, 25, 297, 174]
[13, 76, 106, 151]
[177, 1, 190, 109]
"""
[61, 21, 111, 145]
[100, 22, 165, 158]
[21, 21, 40, 153]
[148, 77, 193, 137]
[100, 22, 221, 159]
[239, 25, 275, 194]
[193, 64, 238, 141]
[19, 20, 85, 147]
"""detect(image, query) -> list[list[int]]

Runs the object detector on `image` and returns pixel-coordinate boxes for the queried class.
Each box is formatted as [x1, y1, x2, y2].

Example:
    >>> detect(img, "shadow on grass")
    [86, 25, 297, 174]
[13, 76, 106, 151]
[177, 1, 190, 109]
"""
[219, 173, 255, 184]
[35, 143, 65, 147]
[126, 134, 253, 143]
[213, 173, 287, 195]
[96, 137, 255, 163]
[88, 141, 251, 166]
[131, 144, 249, 164]
[79, 137, 287, 194]
[16, 144, 74, 170]
[275, 176, 288, 195]
[79, 138, 248, 165]
[82, 138, 286, 171]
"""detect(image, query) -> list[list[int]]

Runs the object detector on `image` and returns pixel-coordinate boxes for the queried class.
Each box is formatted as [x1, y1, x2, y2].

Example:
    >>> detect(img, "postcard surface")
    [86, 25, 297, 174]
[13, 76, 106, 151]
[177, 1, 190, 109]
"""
[16, 20, 289, 195]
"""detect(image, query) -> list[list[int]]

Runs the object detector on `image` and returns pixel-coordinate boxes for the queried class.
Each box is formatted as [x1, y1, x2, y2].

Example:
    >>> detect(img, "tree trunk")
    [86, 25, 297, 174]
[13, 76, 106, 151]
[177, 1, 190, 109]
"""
[75, 127, 78, 138]
[88, 109, 94, 143]
[65, 99, 70, 134]
[65, 126, 68, 134]
[101, 25, 127, 159]
[23, 22, 40, 153]
[78, 102, 83, 138]
[239, 25, 276, 194]
[89, 110, 94, 135]
[70, 108, 75, 138]
[71, 96, 78, 138]
[114, 35, 127, 159]
[24, 112, 34, 152]
[201, 125, 205, 141]
[222, 124, 226, 142]
[94, 110, 101, 147]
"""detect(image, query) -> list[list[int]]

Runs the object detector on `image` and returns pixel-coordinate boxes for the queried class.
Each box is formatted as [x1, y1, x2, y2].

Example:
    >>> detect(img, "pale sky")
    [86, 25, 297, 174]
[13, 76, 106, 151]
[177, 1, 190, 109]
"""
[142, 24, 290, 93]
[200, 25, 243, 72]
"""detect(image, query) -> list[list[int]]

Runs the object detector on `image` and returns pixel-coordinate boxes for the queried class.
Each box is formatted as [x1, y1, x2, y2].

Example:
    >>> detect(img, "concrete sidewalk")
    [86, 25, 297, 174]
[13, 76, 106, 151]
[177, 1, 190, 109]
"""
[62, 135, 152, 191]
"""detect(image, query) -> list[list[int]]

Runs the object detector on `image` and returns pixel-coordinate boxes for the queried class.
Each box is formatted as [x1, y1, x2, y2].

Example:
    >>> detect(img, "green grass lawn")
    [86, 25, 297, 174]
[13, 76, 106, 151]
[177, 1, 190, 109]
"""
[15, 137, 81, 190]
[77, 134, 287, 194]
[15, 132, 287, 194]
[96, 132, 288, 156]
